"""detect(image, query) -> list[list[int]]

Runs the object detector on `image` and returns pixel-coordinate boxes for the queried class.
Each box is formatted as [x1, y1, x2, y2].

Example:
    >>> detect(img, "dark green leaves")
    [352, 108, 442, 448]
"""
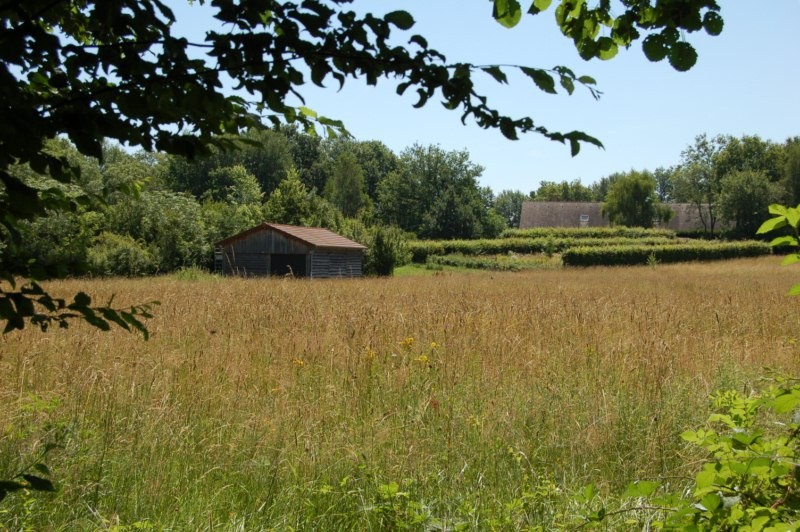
[383, 10, 414, 30]
[703, 12, 724, 36]
[642, 35, 669, 62]
[521, 67, 556, 94]
[669, 42, 698, 72]
[0, 281, 158, 337]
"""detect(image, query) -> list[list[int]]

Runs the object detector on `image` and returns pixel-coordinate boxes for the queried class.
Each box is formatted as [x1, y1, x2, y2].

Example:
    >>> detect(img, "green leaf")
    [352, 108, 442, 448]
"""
[642, 35, 668, 62]
[299, 106, 318, 119]
[493, 0, 522, 28]
[769, 204, 789, 216]
[499, 118, 518, 140]
[559, 75, 575, 95]
[528, 0, 552, 14]
[703, 12, 724, 36]
[521, 67, 556, 94]
[782, 253, 800, 265]
[596, 37, 618, 60]
[757, 216, 787, 235]
[577, 75, 596, 85]
[700, 493, 721, 512]
[771, 236, 799, 248]
[668, 42, 698, 72]
[482, 66, 508, 84]
[384, 10, 414, 30]
[773, 392, 800, 413]
[788, 284, 800, 297]
[623, 480, 659, 498]
[787, 207, 800, 228]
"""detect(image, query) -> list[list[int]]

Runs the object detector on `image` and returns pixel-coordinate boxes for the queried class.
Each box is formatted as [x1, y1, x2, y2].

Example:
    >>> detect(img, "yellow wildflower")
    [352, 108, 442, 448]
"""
[414, 354, 428, 364]
[399, 337, 415, 350]
[292, 358, 305, 368]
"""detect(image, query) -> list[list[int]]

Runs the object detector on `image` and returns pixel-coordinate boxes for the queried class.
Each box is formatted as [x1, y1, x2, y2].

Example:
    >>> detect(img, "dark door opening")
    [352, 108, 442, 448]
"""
[270, 254, 307, 277]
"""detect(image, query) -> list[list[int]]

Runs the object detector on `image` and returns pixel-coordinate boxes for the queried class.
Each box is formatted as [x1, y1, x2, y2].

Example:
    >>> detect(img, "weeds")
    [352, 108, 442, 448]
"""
[0, 258, 795, 528]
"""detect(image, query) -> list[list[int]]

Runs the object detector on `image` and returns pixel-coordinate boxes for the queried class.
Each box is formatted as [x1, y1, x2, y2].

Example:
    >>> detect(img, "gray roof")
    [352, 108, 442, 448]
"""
[519, 201, 717, 231]
[519, 202, 606, 228]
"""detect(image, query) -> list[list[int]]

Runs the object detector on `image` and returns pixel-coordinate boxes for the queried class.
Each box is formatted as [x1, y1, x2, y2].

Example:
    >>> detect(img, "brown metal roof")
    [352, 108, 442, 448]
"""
[217, 223, 367, 250]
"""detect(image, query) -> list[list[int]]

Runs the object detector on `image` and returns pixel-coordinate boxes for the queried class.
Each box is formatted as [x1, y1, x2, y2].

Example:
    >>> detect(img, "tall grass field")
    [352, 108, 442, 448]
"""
[1, 257, 798, 529]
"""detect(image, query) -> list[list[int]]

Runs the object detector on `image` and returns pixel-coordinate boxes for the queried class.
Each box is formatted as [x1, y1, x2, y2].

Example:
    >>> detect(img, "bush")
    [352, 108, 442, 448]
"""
[561, 241, 771, 267]
[339, 220, 412, 276]
[86, 232, 158, 276]
[366, 226, 411, 276]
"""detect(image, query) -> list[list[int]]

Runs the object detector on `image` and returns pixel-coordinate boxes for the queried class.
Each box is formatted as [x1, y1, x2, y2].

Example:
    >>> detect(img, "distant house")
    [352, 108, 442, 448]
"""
[215, 223, 366, 278]
[518, 201, 716, 232]
[519, 202, 606, 229]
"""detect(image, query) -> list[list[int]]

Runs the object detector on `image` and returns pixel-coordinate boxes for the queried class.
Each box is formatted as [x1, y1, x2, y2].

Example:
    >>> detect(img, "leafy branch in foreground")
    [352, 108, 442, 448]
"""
[757, 203, 800, 295]
[0, 280, 158, 338]
[576, 377, 800, 529]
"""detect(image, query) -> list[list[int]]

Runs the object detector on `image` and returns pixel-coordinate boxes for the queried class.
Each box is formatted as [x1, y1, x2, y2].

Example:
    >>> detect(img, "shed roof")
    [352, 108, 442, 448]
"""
[217, 223, 367, 250]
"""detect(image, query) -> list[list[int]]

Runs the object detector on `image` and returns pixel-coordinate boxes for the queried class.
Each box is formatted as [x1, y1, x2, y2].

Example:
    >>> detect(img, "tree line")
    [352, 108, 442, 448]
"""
[7, 130, 797, 278]
[5, 128, 509, 278]
[496, 134, 800, 237]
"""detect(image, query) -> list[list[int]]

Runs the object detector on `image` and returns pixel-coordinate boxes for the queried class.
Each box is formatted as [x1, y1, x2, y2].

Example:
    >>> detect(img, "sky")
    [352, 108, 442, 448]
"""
[171, 1, 800, 194]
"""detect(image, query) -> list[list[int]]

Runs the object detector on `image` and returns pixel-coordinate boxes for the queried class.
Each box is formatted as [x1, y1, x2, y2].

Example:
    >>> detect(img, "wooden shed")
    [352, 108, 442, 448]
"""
[215, 223, 367, 278]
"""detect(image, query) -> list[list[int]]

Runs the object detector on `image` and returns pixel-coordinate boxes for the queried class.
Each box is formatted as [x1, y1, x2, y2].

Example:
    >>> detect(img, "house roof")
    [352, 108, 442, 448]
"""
[217, 223, 367, 250]
[519, 202, 606, 228]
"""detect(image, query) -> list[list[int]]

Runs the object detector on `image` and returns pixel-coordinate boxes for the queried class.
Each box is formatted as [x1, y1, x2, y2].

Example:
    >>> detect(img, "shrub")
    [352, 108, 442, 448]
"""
[86, 232, 158, 276]
[561, 241, 771, 267]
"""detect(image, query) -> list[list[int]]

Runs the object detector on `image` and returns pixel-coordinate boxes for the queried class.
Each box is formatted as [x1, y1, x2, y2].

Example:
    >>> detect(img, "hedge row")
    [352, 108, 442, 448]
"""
[561, 241, 771, 266]
[426, 253, 556, 272]
[501, 227, 676, 240]
[409, 236, 678, 263]
[427, 254, 522, 272]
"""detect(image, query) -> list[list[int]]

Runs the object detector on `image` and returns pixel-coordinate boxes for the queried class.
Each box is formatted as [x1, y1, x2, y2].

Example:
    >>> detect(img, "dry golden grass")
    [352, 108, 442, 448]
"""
[1, 256, 798, 528]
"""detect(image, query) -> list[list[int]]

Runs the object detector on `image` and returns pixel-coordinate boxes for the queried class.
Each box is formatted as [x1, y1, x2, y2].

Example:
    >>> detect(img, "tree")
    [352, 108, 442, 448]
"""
[602, 171, 672, 228]
[165, 129, 293, 200]
[783, 139, 800, 205]
[324, 153, 371, 218]
[653, 166, 676, 203]
[714, 135, 785, 184]
[0, 0, 723, 331]
[718, 170, 781, 239]
[533, 179, 594, 202]
[378, 144, 502, 239]
[672, 134, 727, 234]
[493, 190, 531, 228]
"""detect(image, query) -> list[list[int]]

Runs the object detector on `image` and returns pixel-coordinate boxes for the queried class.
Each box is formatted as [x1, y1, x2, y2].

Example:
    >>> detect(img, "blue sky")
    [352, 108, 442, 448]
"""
[173, 1, 800, 194]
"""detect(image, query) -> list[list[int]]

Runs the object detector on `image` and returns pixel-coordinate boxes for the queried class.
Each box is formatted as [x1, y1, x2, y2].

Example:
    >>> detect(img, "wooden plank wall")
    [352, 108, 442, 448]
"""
[310, 250, 363, 278]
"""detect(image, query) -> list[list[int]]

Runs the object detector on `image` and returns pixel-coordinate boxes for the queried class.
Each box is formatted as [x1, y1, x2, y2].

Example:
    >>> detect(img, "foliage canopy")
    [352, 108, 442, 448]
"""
[1, 0, 722, 331]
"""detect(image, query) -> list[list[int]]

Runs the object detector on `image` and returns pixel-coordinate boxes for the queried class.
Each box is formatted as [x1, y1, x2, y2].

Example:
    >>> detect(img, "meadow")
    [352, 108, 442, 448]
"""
[1, 257, 798, 529]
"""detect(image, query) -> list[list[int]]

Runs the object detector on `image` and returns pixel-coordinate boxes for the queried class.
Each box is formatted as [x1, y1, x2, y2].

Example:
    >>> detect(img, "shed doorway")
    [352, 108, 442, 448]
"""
[270, 254, 307, 277]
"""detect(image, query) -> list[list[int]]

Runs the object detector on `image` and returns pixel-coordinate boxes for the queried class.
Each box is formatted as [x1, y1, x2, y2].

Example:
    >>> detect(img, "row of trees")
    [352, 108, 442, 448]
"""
[494, 134, 800, 235]
[5, 131, 509, 277]
[10, 131, 796, 279]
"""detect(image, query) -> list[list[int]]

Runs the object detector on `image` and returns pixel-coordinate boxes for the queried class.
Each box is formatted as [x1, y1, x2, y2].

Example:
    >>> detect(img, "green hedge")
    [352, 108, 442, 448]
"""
[561, 241, 771, 266]
[501, 227, 676, 240]
[409, 236, 678, 263]
[426, 253, 556, 272]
